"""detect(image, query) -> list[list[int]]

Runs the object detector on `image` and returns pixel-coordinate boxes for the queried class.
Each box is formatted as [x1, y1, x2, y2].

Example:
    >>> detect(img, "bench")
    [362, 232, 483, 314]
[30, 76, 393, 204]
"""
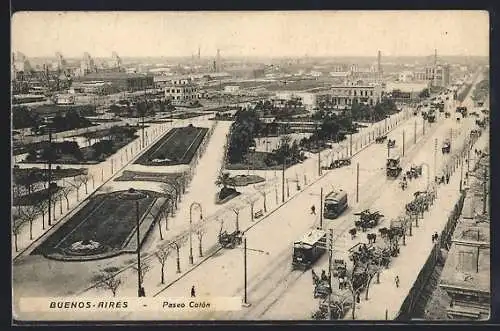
[254, 210, 264, 219]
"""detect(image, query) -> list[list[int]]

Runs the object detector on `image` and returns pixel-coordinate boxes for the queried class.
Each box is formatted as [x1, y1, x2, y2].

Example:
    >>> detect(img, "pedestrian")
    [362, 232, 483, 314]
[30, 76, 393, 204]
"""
[395, 276, 400, 288]
[431, 234, 435, 243]
[441, 175, 445, 184]
[356, 293, 360, 303]
[434, 232, 439, 243]
[446, 174, 450, 184]
[191, 285, 196, 297]
[339, 277, 344, 290]
[311, 205, 316, 215]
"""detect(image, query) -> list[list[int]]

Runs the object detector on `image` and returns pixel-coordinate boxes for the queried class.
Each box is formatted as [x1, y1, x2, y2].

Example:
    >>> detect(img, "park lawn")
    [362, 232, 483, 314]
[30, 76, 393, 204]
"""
[230, 174, 265, 187]
[226, 151, 300, 171]
[135, 126, 208, 166]
[32, 191, 159, 256]
[114, 170, 184, 183]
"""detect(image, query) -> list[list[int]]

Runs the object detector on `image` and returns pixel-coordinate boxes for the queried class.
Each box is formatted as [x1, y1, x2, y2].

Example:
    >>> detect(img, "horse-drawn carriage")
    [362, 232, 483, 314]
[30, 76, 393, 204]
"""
[405, 191, 432, 216]
[354, 209, 384, 231]
[387, 155, 402, 178]
[313, 269, 332, 298]
[218, 229, 243, 249]
[329, 158, 351, 169]
[406, 165, 423, 180]
[387, 139, 396, 148]
[476, 119, 487, 128]
[442, 139, 451, 154]
[331, 259, 347, 278]
[375, 135, 387, 143]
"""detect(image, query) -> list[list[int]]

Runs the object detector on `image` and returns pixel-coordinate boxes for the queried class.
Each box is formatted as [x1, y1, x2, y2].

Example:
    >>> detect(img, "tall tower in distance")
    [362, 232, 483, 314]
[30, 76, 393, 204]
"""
[216, 49, 221, 72]
[434, 48, 438, 66]
[377, 50, 382, 81]
[198, 46, 201, 60]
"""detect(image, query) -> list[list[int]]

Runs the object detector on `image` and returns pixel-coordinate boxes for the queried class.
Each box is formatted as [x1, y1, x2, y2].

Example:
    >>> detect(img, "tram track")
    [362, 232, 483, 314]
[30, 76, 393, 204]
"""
[224, 115, 451, 319]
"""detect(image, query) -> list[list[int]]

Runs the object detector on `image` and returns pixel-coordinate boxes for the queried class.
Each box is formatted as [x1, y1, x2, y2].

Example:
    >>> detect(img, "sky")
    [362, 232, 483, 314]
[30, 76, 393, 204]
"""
[11, 11, 489, 59]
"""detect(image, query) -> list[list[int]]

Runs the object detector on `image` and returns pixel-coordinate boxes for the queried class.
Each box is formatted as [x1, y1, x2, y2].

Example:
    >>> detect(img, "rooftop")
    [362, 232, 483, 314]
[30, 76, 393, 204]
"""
[384, 82, 429, 92]
[439, 241, 490, 294]
[325, 189, 347, 201]
[294, 229, 326, 247]
[75, 72, 153, 80]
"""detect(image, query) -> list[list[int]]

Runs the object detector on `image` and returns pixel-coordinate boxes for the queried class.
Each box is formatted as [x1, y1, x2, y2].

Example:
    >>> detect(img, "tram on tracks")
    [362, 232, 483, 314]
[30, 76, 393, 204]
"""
[292, 229, 327, 271]
[323, 189, 348, 219]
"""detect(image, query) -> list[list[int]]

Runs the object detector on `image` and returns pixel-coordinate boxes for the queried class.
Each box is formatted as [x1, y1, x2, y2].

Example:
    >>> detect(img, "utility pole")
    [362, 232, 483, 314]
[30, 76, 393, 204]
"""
[434, 138, 438, 178]
[320, 187, 323, 229]
[282, 157, 285, 203]
[327, 228, 334, 320]
[243, 237, 248, 306]
[356, 162, 360, 203]
[460, 156, 464, 191]
[402, 130, 405, 157]
[414, 120, 417, 144]
[47, 127, 53, 226]
[318, 148, 322, 176]
[423, 117, 425, 135]
[483, 166, 488, 215]
[349, 134, 353, 157]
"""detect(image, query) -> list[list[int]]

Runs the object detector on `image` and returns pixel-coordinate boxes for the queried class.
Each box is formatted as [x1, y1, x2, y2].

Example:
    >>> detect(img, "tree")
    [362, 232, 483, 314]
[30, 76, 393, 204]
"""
[364, 256, 384, 300]
[155, 245, 173, 284]
[344, 269, 365, 320]
[12, 216, 27, 252]
[132, 261, 151, 289]
[69, 177, 83, 201]
[80, 174, 91, 194]
[419, 88, 430, 99]
[18, 204, 40, 240]
[215, 172, 234, 189]
[34, 199, 49, 230]
[245, 196, 259, 222]
[92, 266, 122, 297]
[59, 185, 74, 210]
[195, 225, 207, 257]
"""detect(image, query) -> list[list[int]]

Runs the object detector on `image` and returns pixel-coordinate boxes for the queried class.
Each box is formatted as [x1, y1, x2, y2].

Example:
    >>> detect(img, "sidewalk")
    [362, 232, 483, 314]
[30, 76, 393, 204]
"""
[346, 126, 488, 320]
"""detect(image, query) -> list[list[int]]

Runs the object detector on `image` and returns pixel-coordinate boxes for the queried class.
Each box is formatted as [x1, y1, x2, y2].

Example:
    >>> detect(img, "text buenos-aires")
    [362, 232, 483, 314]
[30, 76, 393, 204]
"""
[49, 301, 129, 309]
[163, 301, 211, 309]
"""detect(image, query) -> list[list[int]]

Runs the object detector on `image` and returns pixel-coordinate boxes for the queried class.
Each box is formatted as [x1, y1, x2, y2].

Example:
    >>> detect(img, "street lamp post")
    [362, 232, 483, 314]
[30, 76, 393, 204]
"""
[189, 202, 203, 265]
[119, 188, 148, 297]
[320, 187, 323, 229]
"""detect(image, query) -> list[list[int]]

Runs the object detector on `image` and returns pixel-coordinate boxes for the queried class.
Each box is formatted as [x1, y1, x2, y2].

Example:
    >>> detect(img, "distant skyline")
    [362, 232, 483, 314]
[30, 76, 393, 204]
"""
[12, 11, 489, 59]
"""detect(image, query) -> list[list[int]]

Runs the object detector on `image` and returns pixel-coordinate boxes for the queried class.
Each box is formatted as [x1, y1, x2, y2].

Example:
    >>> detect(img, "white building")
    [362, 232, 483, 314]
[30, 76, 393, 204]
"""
[327, 83, 383, 107]
[273, 91, 320, 111]
[164, 78, 199, 105]
[398, 71, 415, 82]
[224, 85, 240, 93]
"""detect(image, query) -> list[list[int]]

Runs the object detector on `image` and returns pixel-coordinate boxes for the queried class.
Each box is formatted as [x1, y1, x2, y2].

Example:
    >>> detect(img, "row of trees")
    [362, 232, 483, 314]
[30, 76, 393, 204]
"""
[13, 107, 94, 131]
[471, 78, 489, 103]
[109, 99, 175, 118]
[92, 212, 209, 297]
[12, 173, 94, 251]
